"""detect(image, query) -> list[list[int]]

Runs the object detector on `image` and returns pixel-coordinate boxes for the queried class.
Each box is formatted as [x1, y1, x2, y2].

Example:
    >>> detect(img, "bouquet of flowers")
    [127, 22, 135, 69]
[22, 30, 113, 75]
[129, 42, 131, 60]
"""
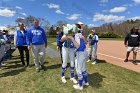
[63, 24, 78, 35]
[87, 34, 93, 40]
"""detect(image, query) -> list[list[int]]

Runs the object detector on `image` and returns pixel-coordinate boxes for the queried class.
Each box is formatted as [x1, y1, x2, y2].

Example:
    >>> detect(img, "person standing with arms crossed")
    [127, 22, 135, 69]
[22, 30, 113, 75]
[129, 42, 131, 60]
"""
[124, 27, 140, 65]
[87, 30, 99, 64]
[14, 23, 29, 67]
[26, 19, 47, 72]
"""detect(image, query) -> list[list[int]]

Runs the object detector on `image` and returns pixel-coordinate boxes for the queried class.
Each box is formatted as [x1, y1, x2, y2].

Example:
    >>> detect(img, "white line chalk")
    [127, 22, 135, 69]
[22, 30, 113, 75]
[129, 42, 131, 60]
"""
[98, 53, 125, 61]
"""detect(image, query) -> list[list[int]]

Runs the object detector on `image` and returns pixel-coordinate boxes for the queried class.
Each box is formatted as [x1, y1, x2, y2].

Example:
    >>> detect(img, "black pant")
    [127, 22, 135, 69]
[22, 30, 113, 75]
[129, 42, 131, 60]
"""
[59, 46, 63, 63]
[17, 46, 29, 66]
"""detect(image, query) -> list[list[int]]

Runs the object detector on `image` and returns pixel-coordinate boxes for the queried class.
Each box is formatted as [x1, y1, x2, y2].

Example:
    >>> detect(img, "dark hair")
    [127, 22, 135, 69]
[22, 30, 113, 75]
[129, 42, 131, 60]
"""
[18, 23, 26, 31]
[76, 24, 81, 29]
[3, 30, 8, 33]
[130, 27, 139, 33]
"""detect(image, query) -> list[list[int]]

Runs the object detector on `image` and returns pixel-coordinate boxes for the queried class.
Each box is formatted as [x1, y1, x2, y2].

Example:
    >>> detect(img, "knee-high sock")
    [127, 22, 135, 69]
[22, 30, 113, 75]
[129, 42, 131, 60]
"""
[78, 74, 83, 87]
[82, 71, 88, 83]
[89, 55, 91, 60]
[70, 67, 74, 78]
[62, 67, 66, 77]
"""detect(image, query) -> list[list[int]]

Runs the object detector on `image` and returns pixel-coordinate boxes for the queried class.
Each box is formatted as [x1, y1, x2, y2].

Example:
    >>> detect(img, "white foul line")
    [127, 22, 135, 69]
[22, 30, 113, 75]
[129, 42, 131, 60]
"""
[98, 53, 125, 61]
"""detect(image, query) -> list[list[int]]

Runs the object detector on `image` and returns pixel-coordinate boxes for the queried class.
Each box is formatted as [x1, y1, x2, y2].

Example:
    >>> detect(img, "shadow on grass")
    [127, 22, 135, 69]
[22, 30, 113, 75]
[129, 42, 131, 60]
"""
[28, 61, 49, 68]
[0, 68, 26, 78]
[11, 56, 20, 60]
[44, 64, 61, 70]
[5, 60, 20, 65]
[43, 62, 70, 71]
[96, 59, 107, 64]
[88, 72, 106, 88]
[87, 59, 106, 88]
[44, 61, 49, 65]
[11, 48, 16, 53]
[2, 64, 24, 69]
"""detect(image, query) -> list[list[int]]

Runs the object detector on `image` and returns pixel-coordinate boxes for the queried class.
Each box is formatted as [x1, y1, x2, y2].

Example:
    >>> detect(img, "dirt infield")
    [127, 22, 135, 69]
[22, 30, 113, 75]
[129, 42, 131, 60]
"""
[52, 40, 140, 73]
[96, 40, 140, 73]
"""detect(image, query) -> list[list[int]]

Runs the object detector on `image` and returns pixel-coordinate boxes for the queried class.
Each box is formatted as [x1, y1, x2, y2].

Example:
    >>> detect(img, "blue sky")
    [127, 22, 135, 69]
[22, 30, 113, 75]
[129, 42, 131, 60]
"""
[0, 0, 140, 27]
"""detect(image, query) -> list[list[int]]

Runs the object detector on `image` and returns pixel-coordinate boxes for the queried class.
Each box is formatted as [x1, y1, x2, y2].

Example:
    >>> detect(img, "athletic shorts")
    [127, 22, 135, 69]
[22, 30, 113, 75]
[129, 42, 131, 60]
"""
[127, 47, 139, 52]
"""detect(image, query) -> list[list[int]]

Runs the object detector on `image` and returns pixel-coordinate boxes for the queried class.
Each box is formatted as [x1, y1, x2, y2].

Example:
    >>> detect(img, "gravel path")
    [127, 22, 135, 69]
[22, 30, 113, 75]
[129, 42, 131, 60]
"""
[45, 47, 60, 58]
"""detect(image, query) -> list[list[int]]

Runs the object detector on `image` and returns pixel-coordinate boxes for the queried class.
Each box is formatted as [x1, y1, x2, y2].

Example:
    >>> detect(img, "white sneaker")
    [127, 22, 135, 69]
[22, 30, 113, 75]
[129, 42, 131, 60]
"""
[1, 63, 6, 66]
[73, 84, 83, 90]
[36, 68, 40, 72]
[39, 65, 42, 69]
[87, 59, 91, 62]
[92, 61, 97, 64]
[61, 76, 67, 83]
[83, 82, 89, 86]
[70, 78, 77, 84]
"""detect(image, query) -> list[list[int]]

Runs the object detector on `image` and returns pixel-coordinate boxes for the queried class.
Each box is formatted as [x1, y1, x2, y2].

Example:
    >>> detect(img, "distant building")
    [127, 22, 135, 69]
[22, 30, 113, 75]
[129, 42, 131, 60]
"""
[0, 26, 7, 31]
[0, 26, 15, 35]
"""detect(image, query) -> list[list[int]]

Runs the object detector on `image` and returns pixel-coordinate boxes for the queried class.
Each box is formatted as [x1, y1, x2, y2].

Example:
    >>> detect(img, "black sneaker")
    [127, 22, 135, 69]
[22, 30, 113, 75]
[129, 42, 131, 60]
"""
[132, 60, 137, 65]
[41, 65, 45, 70]
[124, 59, 128, 62]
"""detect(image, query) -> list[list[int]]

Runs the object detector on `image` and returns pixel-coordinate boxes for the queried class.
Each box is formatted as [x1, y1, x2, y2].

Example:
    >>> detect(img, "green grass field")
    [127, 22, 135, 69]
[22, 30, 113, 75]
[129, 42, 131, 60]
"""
[0, 39, 140, 93]
[47, 38, 56, 44]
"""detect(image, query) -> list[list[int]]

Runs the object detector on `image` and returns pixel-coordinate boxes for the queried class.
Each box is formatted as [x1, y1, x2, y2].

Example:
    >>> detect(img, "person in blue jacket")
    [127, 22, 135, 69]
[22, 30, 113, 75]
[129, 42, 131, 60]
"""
[87, 29, 99, 64]
[3, 30, 12, 59]
[0, 32, 6, 66]
[56, 29, 64, 63]
[14, 23, 29, 66]
[26, 19, 47, 72]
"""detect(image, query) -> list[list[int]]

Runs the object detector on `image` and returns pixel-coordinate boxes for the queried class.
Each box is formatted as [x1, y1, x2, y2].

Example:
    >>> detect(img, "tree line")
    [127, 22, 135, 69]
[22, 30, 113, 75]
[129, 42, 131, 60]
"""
[6, 15, 140, 38]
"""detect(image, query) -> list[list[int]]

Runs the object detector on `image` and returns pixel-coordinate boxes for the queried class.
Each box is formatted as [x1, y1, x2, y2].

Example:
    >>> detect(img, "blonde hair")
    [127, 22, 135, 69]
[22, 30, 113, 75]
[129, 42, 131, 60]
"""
[33, 19, 39, 22]
[18, 23, 24, 26]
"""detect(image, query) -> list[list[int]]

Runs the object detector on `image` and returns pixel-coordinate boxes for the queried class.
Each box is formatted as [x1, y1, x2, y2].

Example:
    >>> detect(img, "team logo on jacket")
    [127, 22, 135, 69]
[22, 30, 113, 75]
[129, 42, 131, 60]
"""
[131, 35, 138, 37]
[32, 30, 42, 35]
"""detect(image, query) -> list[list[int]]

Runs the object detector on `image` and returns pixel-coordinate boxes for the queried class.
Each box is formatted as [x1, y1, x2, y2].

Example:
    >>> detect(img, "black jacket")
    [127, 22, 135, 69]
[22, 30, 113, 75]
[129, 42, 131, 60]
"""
[56, 32, 64, 47]
[124, 32, 140, 47]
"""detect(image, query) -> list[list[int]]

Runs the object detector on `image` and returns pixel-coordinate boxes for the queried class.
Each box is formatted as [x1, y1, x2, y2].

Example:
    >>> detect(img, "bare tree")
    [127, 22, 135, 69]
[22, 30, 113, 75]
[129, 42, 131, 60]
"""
[55, 20, 67, 28]
[15, 15, 50, 31]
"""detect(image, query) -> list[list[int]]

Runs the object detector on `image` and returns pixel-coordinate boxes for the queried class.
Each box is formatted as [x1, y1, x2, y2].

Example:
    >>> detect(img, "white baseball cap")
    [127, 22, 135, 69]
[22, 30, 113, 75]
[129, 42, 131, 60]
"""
[91, 29, 96, 32]
[76, 21, 84, 25]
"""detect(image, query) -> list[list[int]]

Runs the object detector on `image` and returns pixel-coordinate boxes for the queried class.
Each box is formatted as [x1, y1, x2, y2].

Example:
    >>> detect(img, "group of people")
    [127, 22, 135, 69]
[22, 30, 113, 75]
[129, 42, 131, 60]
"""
[2, 19, 139, 90]
[13, 20, 99, 90]
[56, 22, 99, 90]
[14, 19, 47, 72]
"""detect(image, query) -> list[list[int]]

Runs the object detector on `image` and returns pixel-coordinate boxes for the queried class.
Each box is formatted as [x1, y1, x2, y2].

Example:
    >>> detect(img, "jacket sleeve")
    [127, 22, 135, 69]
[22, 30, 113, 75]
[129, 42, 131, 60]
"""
[124, 34, 129, 45]
[26, 29, 31, 46]
[42, 29, 47, 45]
[14, 31, 17, 46]
[138, 33, 140, 46]
[56, 33, 61, 46]
[94, 35, 99, 43]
